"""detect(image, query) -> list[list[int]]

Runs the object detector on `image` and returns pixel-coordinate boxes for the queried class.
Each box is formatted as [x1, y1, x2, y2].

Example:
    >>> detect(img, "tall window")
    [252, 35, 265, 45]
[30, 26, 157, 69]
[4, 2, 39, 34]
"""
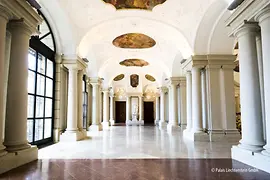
[27, 11, 56, 146]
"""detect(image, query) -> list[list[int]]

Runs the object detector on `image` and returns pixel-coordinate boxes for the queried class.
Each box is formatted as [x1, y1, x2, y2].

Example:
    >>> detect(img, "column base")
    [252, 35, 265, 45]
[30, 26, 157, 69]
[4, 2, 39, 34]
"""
[155, 119, 160, 125]
[159, 121, 167, 130]
[167, 124, 179, 132]
[60, 130, 86, 141]
[208, 130, 241, 142]
[0, 146, 38, 174]
[180, 124, 187, 129]
[139, 120, 144, 125]
[0, 145, 7, 157]
[89, 124, 103, 132]
[53, 128, 62, 143]
[231, 145, 270, 173]
[109, 119, 115, 126]
[126, 120, 139, 126]
[102, 121, 110, 130]
[183, 130, 209, 141]
[4, 142, 31, 152]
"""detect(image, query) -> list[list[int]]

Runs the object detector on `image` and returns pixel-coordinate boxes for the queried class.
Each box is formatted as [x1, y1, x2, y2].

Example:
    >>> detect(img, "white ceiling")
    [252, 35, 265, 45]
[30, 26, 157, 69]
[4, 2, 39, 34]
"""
[38, 0, 235, 86]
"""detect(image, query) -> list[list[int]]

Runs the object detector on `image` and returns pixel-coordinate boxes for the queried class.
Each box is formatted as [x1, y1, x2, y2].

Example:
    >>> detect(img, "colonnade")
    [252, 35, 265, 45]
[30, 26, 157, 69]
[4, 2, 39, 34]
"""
[0, 0, 43, 174]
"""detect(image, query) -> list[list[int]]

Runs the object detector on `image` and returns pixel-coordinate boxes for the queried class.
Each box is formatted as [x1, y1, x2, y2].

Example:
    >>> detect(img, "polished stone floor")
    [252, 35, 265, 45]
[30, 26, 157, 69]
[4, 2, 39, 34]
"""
[39, 126, 239, 159]
[1, 126, 270, 179]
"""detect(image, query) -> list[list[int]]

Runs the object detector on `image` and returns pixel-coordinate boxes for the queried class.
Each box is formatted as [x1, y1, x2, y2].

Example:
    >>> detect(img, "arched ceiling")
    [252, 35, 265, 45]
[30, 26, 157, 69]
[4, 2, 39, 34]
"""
[38, 0, 234, 86]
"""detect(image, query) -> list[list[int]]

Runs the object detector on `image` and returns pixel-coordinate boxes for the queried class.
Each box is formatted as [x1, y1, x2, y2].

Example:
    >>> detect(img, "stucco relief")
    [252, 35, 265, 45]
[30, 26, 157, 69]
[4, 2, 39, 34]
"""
[102, 0, 166, 10]
[145, 74, 156, 82]
[113, 74, 125, 81]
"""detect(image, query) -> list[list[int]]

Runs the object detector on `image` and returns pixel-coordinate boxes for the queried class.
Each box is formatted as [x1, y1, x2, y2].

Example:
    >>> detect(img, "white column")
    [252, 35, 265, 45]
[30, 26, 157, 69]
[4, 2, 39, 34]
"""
[220, 65, 237, 132]
[179, 80, 187, 128]
[109, 95, 115, 126]
[201, 69, 208, 131]
[168, 83, 178, 131]
[192, 67, 203, 133]
[0, 8, 11, 156]
[86, 79, 91, 129]
[235, 23, 264, 152]
[256, 35, 266, 140]
[155, 96, 160, 125]
[185, 71, 192, 131]
[4, 21, 32, 151]
[66, 67, 78, 132]
[126, 95, 131, 123]
[139, 96, 144, 125]
[102, 90, 110, 129]
[256, 8, 270, 155]
[89, 83, 102, 131]
[159, 87, 167, 129]
[77, 70, 83, 130]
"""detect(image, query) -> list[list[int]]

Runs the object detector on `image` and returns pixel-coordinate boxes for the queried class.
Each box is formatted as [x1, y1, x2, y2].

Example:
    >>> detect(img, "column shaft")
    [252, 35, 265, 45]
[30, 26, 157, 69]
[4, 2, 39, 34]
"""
[77, 71, 83, 130]
[126, 96, 131, 122]
[236, 23, 264, 152]
[186, 71, 192, 131]
[201, 69, 208, 131]
[66, 68, 78, 131]
[91, 84, 99, 125]
[109, 95, 115, 125]
[139, 96, 144, 121]
[192, 67, 203, 132]
[179, 82, 187, 127]
[155, 96, 160, 123]
[5, 21, 32, 151]
[102, 91, 109, 124]
[168, 84, 178, 127]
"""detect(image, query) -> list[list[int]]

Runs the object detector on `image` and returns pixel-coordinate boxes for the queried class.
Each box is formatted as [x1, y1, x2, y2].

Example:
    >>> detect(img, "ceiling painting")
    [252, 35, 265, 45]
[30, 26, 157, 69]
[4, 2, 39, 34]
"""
[145, 74, 156, 82]
[130, 74, 139, 87]
[113, 74, 125, 81]
[113, 33, 156, 49]
[103, 0, 167, 10]
[119, 59, 149, 67]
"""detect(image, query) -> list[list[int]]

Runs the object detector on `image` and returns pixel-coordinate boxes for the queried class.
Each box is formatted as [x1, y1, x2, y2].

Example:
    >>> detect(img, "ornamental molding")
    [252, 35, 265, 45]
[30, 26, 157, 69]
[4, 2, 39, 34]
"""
[62, 56, 88, 70]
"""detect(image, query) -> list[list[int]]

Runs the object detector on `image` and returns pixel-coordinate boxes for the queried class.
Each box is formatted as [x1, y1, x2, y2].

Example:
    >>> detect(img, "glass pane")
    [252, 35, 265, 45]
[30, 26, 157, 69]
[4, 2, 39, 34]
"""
[46, 78, 53, 97]
[45, 98, 52, 117]
[28, 49, 36, 71]
[35, 97, 44, 118]
[44, 118, 52, 139]
[37, 54, 46, 74]
[36, 74, 45, 96]
[46, 60, 53, 78]
[35, 119, 44, 141]
[28, 71, 36, 94]
[27, 120, 33, 143]
[27, 95, 35, 118]
[41, 34, 55, 51]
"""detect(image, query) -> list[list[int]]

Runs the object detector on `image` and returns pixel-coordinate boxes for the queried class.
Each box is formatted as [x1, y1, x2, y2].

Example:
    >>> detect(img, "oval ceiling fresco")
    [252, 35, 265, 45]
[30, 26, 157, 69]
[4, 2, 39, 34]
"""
[120, 59, 149, 67]
[145, 74, 156, 82]
[113, 74, 125, 81]
[113, 33, 156, 49]
[103, 0, 167, 10]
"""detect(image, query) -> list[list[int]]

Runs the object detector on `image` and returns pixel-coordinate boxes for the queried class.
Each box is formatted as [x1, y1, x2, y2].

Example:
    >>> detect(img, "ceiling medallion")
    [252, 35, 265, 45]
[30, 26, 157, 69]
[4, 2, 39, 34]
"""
[120, 59, 149, 67]
[130, 74, 139, 88]
[113, 33, 156, 49]
[113, 74, 125, 81]
[103, 0, 167, 10]
[145, 74, 156, 82]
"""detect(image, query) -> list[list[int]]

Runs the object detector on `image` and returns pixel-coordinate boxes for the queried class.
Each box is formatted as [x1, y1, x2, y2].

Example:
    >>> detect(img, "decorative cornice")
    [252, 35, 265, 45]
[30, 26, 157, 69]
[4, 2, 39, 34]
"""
[62, 56, 88, 70]
[90, 77, 102, 85]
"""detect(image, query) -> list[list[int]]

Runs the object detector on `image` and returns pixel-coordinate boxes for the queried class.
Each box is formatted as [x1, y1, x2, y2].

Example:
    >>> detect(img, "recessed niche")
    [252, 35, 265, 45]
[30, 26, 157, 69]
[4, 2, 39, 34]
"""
[113, 74, 125, 81]
[103, 0, 167, 10]
[145, 74, 156, 82]
[113, 33, 156, 49]
[120, 59, 149, 67]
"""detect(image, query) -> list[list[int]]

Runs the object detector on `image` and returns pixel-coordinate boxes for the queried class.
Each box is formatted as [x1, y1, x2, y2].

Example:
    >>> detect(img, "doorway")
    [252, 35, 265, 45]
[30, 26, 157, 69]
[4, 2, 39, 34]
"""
[115, 101, 126, 124]
[144, 102, 154, 124]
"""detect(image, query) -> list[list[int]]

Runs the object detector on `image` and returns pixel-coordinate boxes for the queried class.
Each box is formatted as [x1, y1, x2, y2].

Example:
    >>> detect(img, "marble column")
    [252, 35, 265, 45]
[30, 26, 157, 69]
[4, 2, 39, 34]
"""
[185, 71, 192, 131]
[4, 21, 32, 151]
[89, 82, 102, 131]
[139, 96, 144, 125]
[179, 80, 187, 128]
[0, 8, 11, 156]
[109, 95, 115, 126]
[235, 23, 264, 152]
[256, 8, 270, 155]
[126, 95, 131, 123]
[159, 87, 167, 129]
[168, 84, 178, 131]
[102, 90, 110, 129]
[77, 70, 84, 131]
[256, 35, 266, 139]
[192, 66, 203, 133]
[155, 95, 160, 125]
[201, 69, 208, 131]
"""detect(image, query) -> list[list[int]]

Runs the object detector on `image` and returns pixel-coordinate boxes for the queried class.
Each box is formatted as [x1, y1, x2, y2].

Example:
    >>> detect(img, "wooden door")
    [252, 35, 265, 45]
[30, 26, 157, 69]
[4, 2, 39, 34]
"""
[144, 102, 154, 124]
[115, 101, 126, 123]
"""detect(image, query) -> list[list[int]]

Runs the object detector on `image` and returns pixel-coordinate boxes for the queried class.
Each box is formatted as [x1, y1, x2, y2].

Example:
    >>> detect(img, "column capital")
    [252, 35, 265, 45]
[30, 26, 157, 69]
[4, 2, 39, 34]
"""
[8, 19, 33, 36]
[234, 21, 260, 38]
[89, 77, 102, 85]
[255, 6, 270, 23]
[63, 56, 87, 70]
[159, 87, 168, 94]
[0, 5, 13, 21]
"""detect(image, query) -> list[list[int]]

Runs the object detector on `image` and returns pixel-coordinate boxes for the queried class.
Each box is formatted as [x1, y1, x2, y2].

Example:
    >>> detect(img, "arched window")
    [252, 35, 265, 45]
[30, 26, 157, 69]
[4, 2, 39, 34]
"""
[27, 11, 56, 146]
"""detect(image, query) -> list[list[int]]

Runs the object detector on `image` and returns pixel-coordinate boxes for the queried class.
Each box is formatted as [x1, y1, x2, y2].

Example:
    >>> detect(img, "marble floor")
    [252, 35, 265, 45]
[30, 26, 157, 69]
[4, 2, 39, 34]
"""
[39, 126, 238, 159]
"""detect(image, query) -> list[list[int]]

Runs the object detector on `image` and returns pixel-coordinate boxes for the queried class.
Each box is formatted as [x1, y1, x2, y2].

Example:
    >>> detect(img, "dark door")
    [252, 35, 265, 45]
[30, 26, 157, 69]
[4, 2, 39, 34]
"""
[115, 101, 126, 123]
[144, 102, 154, 124]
